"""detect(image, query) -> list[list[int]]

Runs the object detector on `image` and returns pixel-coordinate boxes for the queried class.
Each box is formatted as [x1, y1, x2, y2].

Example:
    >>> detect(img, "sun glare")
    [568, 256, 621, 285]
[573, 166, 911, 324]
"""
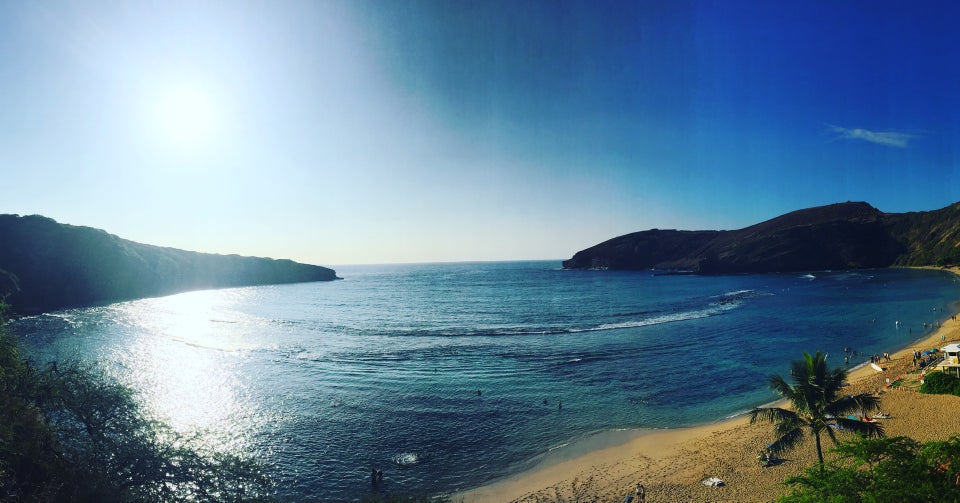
[120, 289, 259, 445]
[151, 83, 220, 150]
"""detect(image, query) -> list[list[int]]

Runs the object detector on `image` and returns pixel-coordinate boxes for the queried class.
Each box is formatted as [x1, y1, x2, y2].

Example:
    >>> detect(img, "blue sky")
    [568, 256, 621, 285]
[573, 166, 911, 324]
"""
[1, 1, 958, 265]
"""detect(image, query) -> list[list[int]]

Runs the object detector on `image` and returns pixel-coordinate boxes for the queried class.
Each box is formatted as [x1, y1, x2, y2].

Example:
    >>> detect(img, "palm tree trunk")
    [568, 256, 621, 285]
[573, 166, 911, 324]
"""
[814, 431, 824, 466]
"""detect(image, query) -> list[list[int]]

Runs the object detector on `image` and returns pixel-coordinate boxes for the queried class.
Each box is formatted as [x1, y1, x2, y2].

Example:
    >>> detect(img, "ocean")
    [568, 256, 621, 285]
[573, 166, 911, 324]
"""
[9, 262, 960, 500]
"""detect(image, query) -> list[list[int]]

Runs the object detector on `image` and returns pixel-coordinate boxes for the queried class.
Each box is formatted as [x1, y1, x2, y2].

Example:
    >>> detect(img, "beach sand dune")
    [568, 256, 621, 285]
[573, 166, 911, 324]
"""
[460, 271, 960, 503]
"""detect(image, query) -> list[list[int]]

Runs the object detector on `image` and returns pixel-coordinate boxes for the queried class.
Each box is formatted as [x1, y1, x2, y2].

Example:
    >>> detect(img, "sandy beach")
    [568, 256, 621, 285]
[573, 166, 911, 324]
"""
[458, 268, 960, 503]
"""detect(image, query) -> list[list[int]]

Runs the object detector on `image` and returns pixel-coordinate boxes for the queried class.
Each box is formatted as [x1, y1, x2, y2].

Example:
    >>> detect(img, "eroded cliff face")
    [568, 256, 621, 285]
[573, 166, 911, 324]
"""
[563, 201, 960, 273]
[0, 214, 339, 314]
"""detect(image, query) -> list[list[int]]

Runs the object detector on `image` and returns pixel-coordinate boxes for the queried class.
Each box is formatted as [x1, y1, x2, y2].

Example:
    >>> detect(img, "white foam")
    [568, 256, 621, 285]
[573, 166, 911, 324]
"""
[721, 289, 755, 297]
[393, 452, 419, 466]
[594, 310, 715, 331]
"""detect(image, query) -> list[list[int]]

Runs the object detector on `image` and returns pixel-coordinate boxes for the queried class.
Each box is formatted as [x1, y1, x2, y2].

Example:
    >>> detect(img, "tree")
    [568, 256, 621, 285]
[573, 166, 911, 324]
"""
[750, 351, 884, 467]
[38, 360, 274, 502]
[0, 299, 274, 502]
[779, 436, 960, 502]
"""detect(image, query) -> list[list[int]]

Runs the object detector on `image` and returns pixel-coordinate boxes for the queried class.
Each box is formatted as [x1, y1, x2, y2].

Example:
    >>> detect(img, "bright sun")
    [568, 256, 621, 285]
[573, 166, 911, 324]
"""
[152, 84, 219, 150]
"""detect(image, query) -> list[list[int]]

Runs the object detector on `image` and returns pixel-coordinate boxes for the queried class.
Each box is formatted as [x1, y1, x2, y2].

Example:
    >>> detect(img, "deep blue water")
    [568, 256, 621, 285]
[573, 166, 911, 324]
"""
[10, 262, 960, 501]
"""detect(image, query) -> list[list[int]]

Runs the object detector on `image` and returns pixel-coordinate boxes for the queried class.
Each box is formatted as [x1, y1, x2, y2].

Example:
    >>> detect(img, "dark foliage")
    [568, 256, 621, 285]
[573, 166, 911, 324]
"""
[0, 302, 274, 502]
[919, 371, 960, 396]
[779, 436, 960, 502]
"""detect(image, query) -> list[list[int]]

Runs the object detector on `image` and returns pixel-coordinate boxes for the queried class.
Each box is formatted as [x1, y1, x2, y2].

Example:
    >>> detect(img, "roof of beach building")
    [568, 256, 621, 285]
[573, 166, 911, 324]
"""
[941, 343, 960, 353]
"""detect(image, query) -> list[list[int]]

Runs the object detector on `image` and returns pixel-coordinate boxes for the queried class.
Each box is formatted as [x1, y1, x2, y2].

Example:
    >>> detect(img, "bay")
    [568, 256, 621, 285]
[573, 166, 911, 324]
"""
[10, 262, 960, 500]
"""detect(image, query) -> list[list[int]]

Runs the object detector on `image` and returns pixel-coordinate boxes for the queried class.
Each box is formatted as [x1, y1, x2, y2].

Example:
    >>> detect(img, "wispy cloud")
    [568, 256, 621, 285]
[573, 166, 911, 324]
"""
[827, 124, 918, 148]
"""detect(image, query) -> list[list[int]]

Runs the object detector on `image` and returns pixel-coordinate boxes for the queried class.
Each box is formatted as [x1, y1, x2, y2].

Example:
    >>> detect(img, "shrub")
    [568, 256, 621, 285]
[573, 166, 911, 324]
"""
[0, 306, 274, 502]
[779, 436, 960, 502]
[919, 371, 960, 396]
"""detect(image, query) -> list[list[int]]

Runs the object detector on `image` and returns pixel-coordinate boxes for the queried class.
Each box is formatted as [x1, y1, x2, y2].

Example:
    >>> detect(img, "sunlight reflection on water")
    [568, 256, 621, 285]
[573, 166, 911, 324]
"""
[109, 289, 259, 452]
[14, 264, 960, 500]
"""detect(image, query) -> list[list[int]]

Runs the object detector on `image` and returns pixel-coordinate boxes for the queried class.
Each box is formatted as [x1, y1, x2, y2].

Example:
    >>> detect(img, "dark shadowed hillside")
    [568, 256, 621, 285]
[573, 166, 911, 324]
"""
[563, 201, 960, 273]
[885, 203, 960, 266]
[0, 215, 339, 314]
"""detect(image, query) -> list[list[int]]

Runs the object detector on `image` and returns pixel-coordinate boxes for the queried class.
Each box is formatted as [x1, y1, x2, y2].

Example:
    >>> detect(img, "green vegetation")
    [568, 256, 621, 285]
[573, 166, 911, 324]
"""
[750, 351, 884, 467]
[919, 371, 960, 396]
[886, 202, 960, 267]
[777, 436, 960, 502]
[0, 300, 274, 502]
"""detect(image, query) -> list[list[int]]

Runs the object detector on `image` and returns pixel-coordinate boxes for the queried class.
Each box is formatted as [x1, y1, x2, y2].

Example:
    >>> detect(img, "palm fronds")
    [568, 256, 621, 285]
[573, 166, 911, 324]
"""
[751, 351, 886, 466]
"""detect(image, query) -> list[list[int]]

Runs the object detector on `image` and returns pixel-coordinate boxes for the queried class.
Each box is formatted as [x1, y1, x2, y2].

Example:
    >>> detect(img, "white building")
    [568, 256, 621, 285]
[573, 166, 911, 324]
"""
[937, 343, 960, 377]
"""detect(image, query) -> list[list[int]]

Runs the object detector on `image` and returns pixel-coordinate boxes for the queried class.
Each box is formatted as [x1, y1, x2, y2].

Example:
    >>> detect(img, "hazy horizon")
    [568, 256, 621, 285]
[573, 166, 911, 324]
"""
[3, 1, 959, 265]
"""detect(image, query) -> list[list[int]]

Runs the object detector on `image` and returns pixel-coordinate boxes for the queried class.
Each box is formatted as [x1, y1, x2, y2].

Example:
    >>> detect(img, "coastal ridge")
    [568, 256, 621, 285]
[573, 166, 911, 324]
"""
[0, 214, 339, 315]
[563, 201, 960, 273]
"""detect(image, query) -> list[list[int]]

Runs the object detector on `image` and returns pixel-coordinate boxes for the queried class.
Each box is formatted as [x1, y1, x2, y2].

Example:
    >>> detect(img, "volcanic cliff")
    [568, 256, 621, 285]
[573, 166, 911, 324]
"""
[562, 201, 960, 273]
[0, 214, 339, 314]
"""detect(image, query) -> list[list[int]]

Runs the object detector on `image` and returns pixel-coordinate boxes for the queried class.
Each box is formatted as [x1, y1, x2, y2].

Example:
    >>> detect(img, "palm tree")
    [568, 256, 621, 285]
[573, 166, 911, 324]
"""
[750, 350, 884, 467]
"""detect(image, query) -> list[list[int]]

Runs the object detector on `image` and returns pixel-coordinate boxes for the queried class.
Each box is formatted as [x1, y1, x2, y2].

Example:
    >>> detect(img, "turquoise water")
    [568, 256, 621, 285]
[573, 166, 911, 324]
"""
[10, 262, 960, 500]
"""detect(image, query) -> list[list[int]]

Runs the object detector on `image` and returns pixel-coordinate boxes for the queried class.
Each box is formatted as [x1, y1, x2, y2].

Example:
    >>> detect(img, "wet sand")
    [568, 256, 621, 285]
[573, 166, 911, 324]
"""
[458, 267, 960, 503]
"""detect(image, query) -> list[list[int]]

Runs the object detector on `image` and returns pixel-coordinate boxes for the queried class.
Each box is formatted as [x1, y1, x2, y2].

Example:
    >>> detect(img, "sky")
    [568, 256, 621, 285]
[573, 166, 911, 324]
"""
[1, 0, 959, 266]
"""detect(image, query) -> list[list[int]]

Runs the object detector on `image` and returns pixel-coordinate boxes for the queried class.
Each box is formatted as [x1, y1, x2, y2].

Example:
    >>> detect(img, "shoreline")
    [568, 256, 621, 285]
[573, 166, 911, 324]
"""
[457, 266, 960, 502]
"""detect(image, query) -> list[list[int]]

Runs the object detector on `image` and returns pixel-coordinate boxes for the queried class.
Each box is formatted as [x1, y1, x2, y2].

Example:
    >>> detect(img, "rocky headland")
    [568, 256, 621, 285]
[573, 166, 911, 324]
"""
[563, 201, 960, 273]
[0, 214, 340, 315]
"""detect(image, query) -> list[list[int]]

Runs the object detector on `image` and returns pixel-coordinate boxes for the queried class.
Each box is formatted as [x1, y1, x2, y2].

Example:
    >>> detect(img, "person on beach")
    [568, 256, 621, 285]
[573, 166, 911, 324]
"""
[636, 482, 646, 502]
